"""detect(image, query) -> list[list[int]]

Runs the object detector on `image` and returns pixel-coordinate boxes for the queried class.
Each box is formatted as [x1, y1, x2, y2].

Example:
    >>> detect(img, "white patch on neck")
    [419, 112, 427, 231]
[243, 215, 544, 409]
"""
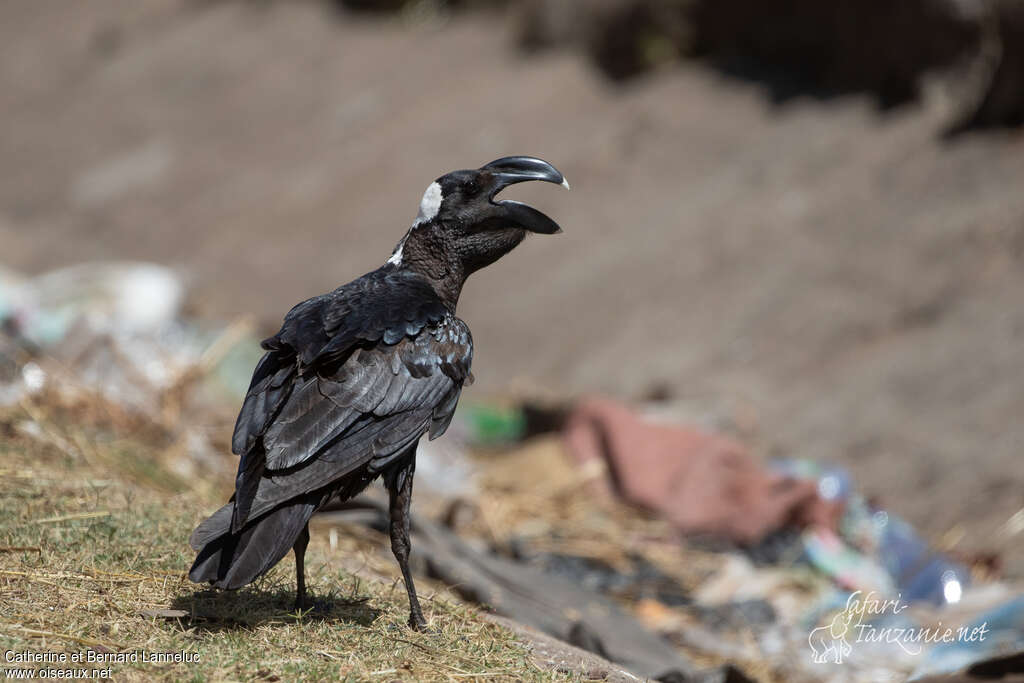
[413, 181, 442, 226]
[387, 239, 404, 265]
[387, 181, 443, 266]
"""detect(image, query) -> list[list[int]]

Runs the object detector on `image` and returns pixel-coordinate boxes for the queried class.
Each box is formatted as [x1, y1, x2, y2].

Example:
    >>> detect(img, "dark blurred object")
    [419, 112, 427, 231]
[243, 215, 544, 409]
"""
[517, 0, 1024, 131]
[238, 0, 1023, 131]
[589, 1, 694, 82]
[688, 599, 776, 632]
[523, 551, 691, 606]
[689, 0, 980, 107]
[460, 399, 568, 447]
[563, 397, 841, 544]
[967, 652, 1024, 678]
[744, 528, 805, 566]
[520, 0, 978, 102]
[336, 0, 408, 11]
[210, 0, 1021, 137]
[334, 0, 504, 13]
[519, 0, 695, 80]
[951, 0, 1024, 131]
[521, 400, 570, 437]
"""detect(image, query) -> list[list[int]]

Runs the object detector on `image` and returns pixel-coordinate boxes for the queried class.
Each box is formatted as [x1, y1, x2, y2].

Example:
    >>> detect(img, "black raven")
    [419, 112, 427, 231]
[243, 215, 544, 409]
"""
[188, 156, 568, 629]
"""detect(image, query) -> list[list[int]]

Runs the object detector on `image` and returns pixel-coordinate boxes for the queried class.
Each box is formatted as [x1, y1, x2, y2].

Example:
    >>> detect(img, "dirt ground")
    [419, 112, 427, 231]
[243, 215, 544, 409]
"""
[2, 1, 1023, 574]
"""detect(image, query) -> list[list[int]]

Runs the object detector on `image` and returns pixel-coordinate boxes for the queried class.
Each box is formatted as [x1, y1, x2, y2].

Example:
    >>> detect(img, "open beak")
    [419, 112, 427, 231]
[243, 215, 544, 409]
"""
[481, 156, 569, 234]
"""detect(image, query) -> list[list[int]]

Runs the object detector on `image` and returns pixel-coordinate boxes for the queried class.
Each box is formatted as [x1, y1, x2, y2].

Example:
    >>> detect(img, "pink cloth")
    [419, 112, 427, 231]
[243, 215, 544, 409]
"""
[564, 397, 838, 544]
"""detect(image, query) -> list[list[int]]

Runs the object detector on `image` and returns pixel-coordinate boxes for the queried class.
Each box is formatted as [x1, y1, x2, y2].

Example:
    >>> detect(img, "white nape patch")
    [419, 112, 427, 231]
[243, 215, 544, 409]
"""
[561, 177, 571, 190]
[413, 181, 443, 226]
[387, 181, 442, 266]
[387, 239, 404, 266]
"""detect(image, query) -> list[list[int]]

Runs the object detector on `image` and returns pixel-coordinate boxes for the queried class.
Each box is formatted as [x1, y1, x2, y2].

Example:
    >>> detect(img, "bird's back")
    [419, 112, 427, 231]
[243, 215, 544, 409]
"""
[232, 264, 471, 523]
[189, 265, 472, 587]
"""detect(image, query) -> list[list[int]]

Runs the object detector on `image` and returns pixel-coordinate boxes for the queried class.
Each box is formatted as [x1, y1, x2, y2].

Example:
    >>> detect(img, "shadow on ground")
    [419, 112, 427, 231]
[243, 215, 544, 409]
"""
[169, 586, 382, 632]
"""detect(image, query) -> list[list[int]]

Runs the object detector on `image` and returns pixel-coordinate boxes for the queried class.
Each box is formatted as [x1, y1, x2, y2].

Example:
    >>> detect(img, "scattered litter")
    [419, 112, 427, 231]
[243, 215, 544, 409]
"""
[139, 608, 189, 619]
[0, 262, 261, 416]
[803, 527, 896, 595]
[20, 361, 46, 393]
[413, 436, 477, 498]
[694, 554, 830, 624]
[909, 594, 1024, 680]
[1, 262, 184, 348]
[3, 261, 1018, 683]
[771, 463, 974, 607]
[1, 262, 258, 486]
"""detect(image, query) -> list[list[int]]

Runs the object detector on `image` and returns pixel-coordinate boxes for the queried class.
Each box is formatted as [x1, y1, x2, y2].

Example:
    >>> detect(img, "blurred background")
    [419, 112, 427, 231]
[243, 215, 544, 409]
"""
[2, 1, 1023, 680]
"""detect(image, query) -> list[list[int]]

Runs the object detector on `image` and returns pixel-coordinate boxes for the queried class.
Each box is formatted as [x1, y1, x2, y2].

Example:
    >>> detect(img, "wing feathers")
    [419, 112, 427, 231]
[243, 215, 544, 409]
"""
[227, 298, 471, 528]
[195, 266, 474, 585]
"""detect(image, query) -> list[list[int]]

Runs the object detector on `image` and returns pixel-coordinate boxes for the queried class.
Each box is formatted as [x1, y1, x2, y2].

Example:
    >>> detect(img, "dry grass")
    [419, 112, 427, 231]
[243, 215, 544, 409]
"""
[0, 395, 567, 681]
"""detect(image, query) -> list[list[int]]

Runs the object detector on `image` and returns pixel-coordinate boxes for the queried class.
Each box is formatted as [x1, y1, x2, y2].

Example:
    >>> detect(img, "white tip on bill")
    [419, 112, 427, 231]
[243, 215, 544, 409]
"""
[561, 177, 571, 191]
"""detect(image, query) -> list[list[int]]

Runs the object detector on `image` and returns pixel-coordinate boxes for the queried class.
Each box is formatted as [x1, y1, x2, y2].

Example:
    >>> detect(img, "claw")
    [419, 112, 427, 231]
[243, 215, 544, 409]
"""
[408, 612, 428, 631]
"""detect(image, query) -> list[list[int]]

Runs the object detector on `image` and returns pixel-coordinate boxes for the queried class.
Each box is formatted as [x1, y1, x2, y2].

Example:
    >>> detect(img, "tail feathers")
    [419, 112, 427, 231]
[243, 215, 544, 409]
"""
[189, 502, 234, 551]
[231, 451, 265, 534]
[188, 499, 317, 590]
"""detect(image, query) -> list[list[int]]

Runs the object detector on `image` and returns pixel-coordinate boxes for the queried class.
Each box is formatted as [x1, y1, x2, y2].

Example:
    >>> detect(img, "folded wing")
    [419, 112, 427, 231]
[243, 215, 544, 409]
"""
[226, 267, 472, 532]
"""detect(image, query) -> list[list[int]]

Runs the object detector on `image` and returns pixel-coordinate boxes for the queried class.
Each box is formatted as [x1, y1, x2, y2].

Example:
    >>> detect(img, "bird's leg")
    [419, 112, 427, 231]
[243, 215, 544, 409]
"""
[293, 522, 310, 611]
[386, 457, 426, 630]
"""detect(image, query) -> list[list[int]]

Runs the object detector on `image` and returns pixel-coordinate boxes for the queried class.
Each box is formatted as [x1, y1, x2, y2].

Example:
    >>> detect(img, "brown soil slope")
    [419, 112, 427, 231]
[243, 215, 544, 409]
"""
[2, 2, 1023, 572]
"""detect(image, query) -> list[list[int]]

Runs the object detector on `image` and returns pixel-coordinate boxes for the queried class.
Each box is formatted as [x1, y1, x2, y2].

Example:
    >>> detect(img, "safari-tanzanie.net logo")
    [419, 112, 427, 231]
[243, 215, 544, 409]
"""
[808, 590, 989, 664]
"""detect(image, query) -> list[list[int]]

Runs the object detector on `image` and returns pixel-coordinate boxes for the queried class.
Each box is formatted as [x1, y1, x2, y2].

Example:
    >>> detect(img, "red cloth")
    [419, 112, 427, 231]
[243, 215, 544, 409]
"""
[563, 397, 839, 544]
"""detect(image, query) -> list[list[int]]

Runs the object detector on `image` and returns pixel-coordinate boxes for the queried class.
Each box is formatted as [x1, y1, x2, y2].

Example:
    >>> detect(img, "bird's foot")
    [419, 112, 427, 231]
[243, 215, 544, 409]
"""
[408, 611, 429, 632]
[294, 595, 337, 615]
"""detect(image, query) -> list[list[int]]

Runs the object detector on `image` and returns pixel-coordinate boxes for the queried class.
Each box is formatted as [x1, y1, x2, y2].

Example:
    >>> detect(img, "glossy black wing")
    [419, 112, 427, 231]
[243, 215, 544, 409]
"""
[231, 265, 448, 458]
[263, 316, 472, 471]
[226, 266, 471, 532]
[232, 315, 472, 528]
[275, 265, 449, 366]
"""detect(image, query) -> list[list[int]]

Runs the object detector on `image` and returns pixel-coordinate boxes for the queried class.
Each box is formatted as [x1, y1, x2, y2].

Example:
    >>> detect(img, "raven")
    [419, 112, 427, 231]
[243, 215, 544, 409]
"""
[189, 156, 568, 629]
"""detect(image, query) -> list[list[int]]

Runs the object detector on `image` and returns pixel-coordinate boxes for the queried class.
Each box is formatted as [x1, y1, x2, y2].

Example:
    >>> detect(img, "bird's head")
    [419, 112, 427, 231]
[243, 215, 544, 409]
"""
[390, 156, 569, 305]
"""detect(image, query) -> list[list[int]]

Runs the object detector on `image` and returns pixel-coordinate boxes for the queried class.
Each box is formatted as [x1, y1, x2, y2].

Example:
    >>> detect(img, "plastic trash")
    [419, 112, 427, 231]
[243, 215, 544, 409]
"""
[875, 512, 971, 605]
[0, 262, 260, 415]
[909, 593, 1024, 680]
[770, 459, 853, 504]
[460, 402, 526, 446]
[803, 527, 896, 595]
[843, 499, 971, 606]
[770, 458, 970, 606]
[1, 262, 184, 348]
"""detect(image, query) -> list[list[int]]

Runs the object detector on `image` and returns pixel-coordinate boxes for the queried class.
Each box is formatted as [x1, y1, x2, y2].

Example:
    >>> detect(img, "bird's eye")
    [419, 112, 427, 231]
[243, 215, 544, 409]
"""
[464, 180, 479, 195]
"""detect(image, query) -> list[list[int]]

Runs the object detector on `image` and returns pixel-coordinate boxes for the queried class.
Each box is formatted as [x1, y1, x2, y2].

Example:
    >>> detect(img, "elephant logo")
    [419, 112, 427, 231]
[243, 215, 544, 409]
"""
[808, 609, 857, 664]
